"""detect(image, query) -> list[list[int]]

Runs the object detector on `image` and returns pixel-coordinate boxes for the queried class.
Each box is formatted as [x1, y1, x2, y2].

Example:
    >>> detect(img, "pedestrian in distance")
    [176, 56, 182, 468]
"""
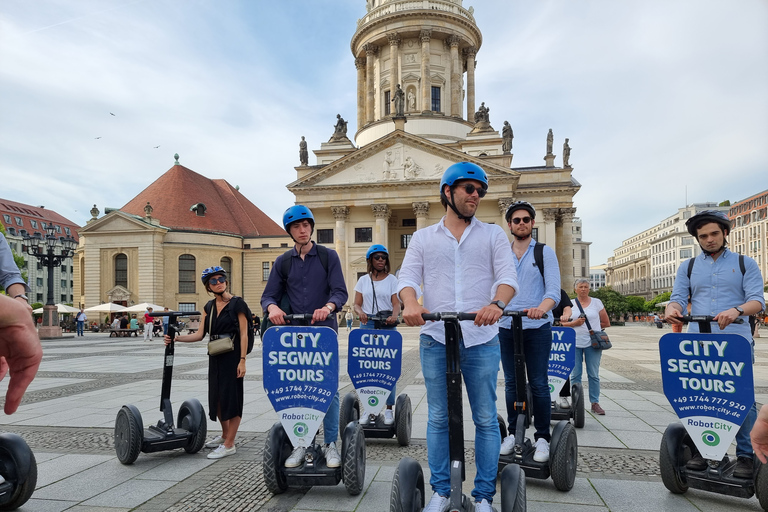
[345, 310, 354, 331]
[165, 266, 250, 460]
[665, 209, 765, 478]
[75, 308, 87, 337]
[143, 307, 153, 341]
[260, 205, 348, 469]
[498, 201, 562, 462]
[353, 244, 401, 425]
[397, 162, 518, 512]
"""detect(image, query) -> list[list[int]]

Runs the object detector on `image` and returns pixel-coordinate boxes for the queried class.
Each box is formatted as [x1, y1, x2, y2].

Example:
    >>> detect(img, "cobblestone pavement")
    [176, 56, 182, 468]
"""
[1, 323, 765, 511]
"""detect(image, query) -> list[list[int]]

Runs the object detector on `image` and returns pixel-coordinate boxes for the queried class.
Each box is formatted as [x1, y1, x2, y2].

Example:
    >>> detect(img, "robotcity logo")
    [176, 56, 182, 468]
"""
[293, 422, 309, 438]
[368, 396, 379, 407]
[701, 430, 720, 447]
[548, 384, 555, 394]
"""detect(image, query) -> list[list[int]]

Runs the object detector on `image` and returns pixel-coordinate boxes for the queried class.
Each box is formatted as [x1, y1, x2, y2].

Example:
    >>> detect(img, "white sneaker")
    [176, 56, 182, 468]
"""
[285, 446, 306, 468]
[424, 491, 449, 512]
[533, 438, 550, 462]
[384, 408, 394, 425]
[500, 434, 515, 455]
[324, 442, 341, 468]
[358, 415, 368, 426]
[207, 444, 236, 459]
[474, 498, 496, 512]
[205, 435, 224, 448]
[559, 397, 570, 409]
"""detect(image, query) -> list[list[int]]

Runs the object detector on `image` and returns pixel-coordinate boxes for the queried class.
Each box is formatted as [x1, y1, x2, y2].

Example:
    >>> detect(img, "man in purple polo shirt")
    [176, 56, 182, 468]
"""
[261, 204, 348, 469]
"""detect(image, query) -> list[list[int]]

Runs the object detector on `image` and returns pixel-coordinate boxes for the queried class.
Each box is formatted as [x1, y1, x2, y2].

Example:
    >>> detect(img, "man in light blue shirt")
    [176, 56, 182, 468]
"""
[498, 201, 562, 463]
[666, 210, 765, 479]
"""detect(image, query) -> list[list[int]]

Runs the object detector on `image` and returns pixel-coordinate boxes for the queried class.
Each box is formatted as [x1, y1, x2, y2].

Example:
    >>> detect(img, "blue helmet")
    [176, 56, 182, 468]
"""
[201, 266, 226, 285]
[366, 244, 389, 260]
[685, 210, 730, 237]
[439, 162, 488, 197]
[283, 205, 315, 232]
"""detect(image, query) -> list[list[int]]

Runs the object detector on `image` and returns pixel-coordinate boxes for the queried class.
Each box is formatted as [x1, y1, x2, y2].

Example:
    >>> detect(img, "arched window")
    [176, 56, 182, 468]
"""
[220, 257, 232, 288]
[115, 254, 127, 288]
[179, 255, 196, 293]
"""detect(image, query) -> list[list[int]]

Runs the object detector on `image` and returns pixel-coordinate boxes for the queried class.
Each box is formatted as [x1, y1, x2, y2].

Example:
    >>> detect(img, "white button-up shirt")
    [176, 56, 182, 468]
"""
[397, 216, 518, 347]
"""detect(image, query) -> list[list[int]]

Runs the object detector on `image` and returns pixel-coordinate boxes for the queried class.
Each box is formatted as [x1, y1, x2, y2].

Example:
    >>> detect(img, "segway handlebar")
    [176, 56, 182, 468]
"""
[367, 311, 400, 326]
[149, 311, 201, 318]
[679, 315, 744, 324]
[421, 311, 547, 322]
[282, 313, 316, 323]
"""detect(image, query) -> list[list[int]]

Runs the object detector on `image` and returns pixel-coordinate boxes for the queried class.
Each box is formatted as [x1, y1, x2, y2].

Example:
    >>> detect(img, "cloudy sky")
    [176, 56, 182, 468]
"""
[1, 0, 766, 265]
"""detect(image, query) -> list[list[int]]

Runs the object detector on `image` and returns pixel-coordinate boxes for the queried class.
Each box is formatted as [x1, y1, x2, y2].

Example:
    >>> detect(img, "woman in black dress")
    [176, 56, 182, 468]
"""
[164, 266, 249, 459]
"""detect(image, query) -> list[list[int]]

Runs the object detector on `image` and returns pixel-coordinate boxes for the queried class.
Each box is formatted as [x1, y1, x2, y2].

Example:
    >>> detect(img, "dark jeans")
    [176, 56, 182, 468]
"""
[499, 324, 552, 442]
[76, 320, 84, 336]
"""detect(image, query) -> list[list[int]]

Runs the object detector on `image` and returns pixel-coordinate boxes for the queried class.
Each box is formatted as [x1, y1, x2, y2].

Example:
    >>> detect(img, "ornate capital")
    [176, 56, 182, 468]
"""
[331, 206, 349, 221]
[498, 197, 515, 216]
[463, 46, 477, 59]
[446, 35, 461, 48]
[419, 29, 432, 43]
[387, 32, 401, 46]
[559, 207, 577, 223]
[412, 201, 430, 218]
[371, 204, 390, 219]
[363, 43, 378, 56]
[355, 57, 366, 69]
[541, 208, 558, 223]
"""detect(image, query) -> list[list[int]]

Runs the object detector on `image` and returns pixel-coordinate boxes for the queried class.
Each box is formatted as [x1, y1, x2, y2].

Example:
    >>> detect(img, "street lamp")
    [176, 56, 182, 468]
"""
[23, 224, 77, 338]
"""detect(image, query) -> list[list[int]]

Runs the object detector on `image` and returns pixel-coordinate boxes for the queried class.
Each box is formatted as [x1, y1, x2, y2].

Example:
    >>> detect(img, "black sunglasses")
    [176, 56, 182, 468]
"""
[511, 216, 532, 225]
[460, 183, 486, 198]
[371, 254, 387, 261]
[209, 276, 227, 285]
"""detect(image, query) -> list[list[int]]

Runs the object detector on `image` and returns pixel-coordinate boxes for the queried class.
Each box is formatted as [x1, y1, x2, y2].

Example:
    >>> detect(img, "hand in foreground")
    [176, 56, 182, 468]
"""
[0, 295, 43, 414]
[752, 404, 768, 463]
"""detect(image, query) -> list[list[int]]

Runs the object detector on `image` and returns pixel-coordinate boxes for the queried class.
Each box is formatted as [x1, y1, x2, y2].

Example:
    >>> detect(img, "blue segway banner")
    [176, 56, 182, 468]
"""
[659, 332, 754, 460]
[548, 327, 576, 402]
[347, 329, 402, 420]
[263, 326, 339, 448]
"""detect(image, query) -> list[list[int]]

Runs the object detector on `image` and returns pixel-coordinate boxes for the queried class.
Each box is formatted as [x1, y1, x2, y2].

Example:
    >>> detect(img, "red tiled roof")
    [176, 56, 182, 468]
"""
[121, 164, 285, 237]
[0, 198, 81, 241]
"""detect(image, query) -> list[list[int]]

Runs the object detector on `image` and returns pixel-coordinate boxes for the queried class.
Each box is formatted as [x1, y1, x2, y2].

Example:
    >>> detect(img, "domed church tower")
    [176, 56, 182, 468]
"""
[352, 0, 481, 145]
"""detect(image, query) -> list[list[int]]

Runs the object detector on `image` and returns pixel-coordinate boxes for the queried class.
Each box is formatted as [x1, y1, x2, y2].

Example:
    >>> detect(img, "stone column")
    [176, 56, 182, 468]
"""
[498, 197, 515, 232]
[413, 201, 430, 230]
[419, 30, 432, 112]
[355, 57, 366, 131]
[331, 206, 349, 275]
[372, 204, 390, 245]
[447, 35, 461, 118]
[364, 44, 378, 124]
[388, 33, 401, 101]
[463, 47, 476, 121]
[558, 208, 577, 292]
[541, 208, 558, 248]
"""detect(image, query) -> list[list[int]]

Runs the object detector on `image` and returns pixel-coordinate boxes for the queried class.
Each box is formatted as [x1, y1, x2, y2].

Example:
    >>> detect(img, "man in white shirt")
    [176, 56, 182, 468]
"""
[397, 162, 518, 512]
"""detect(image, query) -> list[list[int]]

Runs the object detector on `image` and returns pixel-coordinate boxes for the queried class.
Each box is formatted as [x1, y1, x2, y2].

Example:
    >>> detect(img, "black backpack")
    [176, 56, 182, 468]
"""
[532, 242, 572, 317]
[206, 296, 255, 355]
[260, 245, 330, 336]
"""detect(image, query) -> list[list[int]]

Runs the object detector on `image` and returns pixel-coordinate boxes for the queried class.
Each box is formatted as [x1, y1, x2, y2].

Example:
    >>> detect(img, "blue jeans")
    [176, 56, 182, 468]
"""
[571, 346, 602, 404]
[362, 320, 397, 406]
[323, 391, 340, 445]
[76, 321, 84, 336]
[420, 334, 500, 503]
[499, 324, 552, 442]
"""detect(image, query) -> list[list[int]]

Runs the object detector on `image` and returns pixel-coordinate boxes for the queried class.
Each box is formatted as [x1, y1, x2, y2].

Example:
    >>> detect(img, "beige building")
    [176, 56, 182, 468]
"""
[729, 189, 768, 284]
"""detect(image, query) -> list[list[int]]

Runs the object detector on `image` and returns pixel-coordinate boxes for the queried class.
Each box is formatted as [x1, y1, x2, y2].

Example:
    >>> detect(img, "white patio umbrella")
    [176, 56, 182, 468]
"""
[84, 303, 127, 313]
[123, 302, 165, 312]
[32, 303, 80, 314]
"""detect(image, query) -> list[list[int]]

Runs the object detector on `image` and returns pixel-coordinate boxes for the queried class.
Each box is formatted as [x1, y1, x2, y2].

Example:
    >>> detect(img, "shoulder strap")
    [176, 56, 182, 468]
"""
[534, 242, 545, 282]
[687, 257, 695, 301]
[739, 254, 745, 275]
[317, 244, 329, 272]
[574, 298, 594, 332]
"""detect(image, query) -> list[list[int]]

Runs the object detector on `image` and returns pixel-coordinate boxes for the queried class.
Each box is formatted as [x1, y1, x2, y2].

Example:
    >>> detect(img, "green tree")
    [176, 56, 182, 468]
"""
[719, 200, 731, 207]
[589, 287, 629, 318]
[625, 295, 647, 314]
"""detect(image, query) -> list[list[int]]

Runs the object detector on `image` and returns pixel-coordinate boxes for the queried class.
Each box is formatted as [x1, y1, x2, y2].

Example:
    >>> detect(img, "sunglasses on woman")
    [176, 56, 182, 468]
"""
[460, 183, 486, 198]
[209, 276, 227, 285]
[372, 254, 387, 261]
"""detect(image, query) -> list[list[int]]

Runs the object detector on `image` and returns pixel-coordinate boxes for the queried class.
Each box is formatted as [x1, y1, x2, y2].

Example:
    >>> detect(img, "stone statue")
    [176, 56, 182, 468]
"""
[474, 102, 490, 124]
[563, 138, 571, 167]
[382, 150, 395, 180]
[392, 84, 405, 117]
[502, 121, 513, 154]
[407, 90, 415, 111]
[546, 129, 553, 155]
[299, 136, 308, 166]
[329, 114, 349, 142]
[403, 156, 421, 179]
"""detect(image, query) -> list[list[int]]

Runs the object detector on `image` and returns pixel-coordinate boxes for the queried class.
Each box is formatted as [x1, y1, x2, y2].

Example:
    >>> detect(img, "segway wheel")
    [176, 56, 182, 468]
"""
[342, 422, 366, 496]
[572, 383, 585, 429]
[499, 463, 526, 512]
[755, 460, 768, 511]
[550, 422, 577, 491]
[497, 414, 508, 440]
[395, 394, 412, 446]
[178, 399, 207, 454]
[114, 406, 143, 465]
[0, 433, 37, 511]
[389, 457, 425, 512]
[659, 423, 689, 494]
[263, 422, 291, 494]
[340, 391, 360, 429]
